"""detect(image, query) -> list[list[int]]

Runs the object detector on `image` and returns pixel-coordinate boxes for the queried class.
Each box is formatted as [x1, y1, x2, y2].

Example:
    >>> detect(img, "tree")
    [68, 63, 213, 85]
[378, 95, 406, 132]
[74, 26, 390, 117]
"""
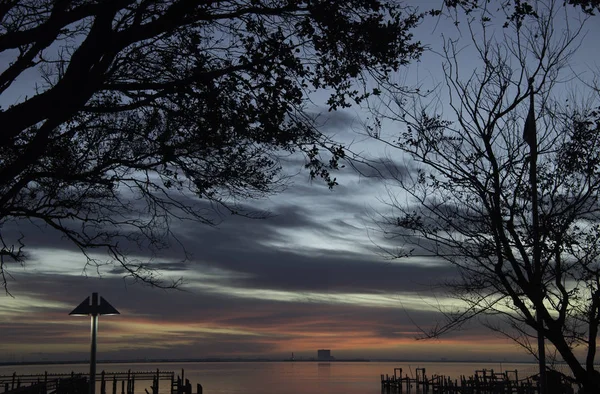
[445, 0, 600, 15]
[372, 0, 600, 391]
[0, 0, 425, 290]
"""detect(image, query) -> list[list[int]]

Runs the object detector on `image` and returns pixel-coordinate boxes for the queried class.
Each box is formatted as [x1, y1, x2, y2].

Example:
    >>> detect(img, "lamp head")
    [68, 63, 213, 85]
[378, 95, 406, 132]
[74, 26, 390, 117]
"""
[69, 293, 120, 316]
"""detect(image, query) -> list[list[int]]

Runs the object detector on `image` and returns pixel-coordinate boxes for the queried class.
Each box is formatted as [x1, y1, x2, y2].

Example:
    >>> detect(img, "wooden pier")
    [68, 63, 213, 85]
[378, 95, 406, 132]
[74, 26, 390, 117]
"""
[0, 369, 202, 394]
[380, 367, 575, 394]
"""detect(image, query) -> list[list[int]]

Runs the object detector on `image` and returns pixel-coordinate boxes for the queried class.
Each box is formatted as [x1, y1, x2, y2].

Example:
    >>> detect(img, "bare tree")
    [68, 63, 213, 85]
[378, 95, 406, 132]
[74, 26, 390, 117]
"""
[444, 0, 600, 15]
[0, 0, 426, 290]
[373, 1, 600, 391]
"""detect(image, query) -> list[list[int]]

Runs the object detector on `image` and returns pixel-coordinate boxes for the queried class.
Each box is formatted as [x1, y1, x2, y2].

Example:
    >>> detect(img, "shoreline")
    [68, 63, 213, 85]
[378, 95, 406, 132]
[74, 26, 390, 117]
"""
[0, 358, 544, 367]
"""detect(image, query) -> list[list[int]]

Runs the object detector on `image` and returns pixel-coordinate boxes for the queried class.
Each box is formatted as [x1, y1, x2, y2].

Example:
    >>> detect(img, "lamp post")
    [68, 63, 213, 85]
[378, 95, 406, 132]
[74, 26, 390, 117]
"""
[523, 79, 546, 394]
[70, 292, 119, 394]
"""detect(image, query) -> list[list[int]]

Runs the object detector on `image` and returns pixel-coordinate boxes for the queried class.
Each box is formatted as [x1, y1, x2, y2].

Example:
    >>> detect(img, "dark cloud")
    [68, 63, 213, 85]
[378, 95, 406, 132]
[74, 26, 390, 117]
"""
[217, 255, 454, 294]
[5, 271, 442, 322]
[0, 268, 526, 363]
[305, 108, 358, 136]
[3, 183, 457, 298]
[0, 104, 499, 362]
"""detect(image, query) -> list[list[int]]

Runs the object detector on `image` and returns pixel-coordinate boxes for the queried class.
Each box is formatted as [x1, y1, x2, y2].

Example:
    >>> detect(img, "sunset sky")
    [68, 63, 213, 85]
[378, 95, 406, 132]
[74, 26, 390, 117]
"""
[2, 0, 600, 364]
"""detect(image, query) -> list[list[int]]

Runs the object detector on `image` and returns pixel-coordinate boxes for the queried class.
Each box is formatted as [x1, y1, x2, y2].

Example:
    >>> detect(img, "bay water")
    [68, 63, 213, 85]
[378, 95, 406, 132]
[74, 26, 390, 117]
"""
[0, 361, 541, 394]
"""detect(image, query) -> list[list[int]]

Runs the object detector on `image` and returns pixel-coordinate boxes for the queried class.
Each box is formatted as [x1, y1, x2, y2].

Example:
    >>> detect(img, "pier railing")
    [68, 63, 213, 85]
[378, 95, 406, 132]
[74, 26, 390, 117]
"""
[380, 367, 575, 394]
[0, 369, 202, 394]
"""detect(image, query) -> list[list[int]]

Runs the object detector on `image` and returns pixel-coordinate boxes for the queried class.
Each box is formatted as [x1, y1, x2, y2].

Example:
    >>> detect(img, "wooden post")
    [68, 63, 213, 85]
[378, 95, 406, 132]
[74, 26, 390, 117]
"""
[112, 376, 117, 394]
[196, 383, 202, 394]
[121, 379, 125, 394]
[100, 371, 106, 394]
[131, 375, 135, 394]
[155, 369, 160, 394]
[171, 372, 175, 394]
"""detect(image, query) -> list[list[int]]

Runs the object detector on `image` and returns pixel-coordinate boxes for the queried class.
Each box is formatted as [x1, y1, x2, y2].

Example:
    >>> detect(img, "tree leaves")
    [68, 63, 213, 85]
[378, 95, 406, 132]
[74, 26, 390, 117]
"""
[0, 0, 423, 288]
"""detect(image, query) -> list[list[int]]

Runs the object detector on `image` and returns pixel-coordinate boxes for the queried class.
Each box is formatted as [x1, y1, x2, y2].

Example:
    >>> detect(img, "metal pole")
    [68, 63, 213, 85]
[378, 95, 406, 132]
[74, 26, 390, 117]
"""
[90, 293, 99, 394]
[530, 104, 546, 394]
[524, 81, 546, 394]
[70, 292, 119, 394]
[536, 311, 546, 394]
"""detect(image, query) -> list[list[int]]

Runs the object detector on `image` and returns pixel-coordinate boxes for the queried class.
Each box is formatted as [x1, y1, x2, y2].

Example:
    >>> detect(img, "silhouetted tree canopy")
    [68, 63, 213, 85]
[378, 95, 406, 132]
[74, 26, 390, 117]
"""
[0, 0, 424, 289]
[446, 0, 600, 14]
[373, 1, 600, 391]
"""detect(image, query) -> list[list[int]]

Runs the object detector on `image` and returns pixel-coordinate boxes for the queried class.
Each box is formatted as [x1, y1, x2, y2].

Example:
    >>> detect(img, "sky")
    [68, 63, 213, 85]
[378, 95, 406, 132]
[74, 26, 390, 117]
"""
[2, 0, 600, 364]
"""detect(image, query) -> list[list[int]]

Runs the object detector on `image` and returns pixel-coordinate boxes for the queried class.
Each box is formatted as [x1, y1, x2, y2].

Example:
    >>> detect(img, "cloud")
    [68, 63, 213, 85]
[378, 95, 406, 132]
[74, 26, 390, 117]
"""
[1, 270, 522, 362]
[0, 106, 529, 363]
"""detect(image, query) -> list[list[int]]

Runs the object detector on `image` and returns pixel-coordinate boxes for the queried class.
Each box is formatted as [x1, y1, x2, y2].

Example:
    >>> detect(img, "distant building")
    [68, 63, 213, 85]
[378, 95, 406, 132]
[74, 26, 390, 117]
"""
[317, 349, 333, 361]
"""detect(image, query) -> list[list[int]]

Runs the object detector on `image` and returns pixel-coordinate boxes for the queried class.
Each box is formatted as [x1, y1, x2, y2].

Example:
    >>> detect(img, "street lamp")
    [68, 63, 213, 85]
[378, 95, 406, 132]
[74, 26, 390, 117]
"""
[70, 292, 119, 394]
[523, 79, 546, 394]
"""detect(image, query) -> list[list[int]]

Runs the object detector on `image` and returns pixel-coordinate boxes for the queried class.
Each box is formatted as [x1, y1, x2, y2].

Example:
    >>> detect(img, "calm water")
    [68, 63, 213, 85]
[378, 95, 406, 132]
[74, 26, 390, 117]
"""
[0, 361, 540, 394]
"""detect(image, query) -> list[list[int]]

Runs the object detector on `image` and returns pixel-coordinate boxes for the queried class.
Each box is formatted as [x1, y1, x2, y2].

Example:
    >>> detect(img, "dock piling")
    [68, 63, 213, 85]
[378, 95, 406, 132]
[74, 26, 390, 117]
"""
[100, 371, 106, 394]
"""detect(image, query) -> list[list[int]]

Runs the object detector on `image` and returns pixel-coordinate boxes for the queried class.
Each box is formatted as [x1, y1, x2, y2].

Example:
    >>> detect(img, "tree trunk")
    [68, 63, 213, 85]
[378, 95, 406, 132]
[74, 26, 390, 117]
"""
[580, 370, 600, 394]
[547, 329, 597, 392]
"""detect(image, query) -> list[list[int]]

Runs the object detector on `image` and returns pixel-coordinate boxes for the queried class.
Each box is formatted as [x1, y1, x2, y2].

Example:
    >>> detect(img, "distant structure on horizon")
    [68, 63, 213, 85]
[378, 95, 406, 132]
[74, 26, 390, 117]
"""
[317, 349, 334, 361]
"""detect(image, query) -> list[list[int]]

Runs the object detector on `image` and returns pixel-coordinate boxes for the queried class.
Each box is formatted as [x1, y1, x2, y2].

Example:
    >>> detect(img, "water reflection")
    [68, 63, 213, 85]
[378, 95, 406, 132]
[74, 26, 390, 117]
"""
[317, 362, 331, 379]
